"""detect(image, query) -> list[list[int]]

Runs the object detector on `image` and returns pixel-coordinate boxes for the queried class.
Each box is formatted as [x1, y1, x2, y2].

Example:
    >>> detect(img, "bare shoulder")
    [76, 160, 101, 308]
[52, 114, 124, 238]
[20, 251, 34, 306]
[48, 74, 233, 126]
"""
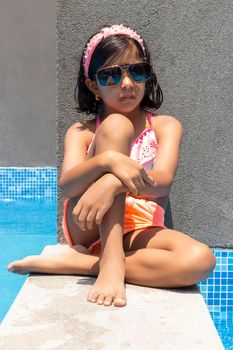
[152, 114, 183, 130]
[61, 118, 96, 176]
[65, 119, 96, 144]
[151, 114, 184, 141]
[66, 118, 96, 135]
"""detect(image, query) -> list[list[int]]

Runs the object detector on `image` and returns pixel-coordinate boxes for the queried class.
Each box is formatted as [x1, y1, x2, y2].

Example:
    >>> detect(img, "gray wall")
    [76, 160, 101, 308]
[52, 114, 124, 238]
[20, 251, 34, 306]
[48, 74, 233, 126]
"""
[0, 0, 56, 166]
[57, 0, 233, 248]
[1, 1, 231, 247]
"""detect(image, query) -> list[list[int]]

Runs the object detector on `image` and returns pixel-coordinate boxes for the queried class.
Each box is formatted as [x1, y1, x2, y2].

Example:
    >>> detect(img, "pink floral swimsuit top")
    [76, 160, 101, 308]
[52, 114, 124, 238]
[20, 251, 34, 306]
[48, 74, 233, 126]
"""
[88, 111, 158, 170]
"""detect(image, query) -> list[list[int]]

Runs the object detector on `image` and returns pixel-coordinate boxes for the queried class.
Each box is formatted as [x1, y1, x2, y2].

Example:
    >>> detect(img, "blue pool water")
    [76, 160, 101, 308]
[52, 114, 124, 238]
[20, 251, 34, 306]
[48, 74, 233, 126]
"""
[198, 251, 233, 349]
[0, 199, 56, 321]
[0, 198, 232, 349]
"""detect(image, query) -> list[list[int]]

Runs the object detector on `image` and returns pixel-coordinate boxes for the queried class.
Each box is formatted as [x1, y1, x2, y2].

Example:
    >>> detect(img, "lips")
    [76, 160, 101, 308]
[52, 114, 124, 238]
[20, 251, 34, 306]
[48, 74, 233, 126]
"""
[120, 95, 136, 101]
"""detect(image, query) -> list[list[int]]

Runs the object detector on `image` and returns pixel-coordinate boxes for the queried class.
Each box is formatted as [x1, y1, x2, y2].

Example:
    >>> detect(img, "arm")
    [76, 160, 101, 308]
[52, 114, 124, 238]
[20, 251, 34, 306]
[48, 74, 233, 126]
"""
[104, 116, 184, 200]
[60, 149, 157, 198]
[100, 170, 172, 200]
[58, 123, 107, 198]
[59, 117, 175, 197]
[59, 123, 156, 198]
[59, 151, 110, 198]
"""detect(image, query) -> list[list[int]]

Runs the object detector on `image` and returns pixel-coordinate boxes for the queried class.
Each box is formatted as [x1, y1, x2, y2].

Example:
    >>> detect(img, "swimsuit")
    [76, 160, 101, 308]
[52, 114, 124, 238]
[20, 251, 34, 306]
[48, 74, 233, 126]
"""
[62, 111, 166, 255]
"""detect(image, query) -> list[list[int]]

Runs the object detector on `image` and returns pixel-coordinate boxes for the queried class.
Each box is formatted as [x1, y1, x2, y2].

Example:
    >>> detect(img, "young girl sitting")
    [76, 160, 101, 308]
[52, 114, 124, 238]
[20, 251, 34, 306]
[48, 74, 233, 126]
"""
[8, 24, 216, 308]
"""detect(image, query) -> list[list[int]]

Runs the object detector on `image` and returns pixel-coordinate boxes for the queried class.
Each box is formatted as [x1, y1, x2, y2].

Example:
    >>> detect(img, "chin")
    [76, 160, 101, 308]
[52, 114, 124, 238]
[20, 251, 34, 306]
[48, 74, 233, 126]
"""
[116, 102, 141, 112]
[104, 97, 144, 115]
[114, 107, 137, 115]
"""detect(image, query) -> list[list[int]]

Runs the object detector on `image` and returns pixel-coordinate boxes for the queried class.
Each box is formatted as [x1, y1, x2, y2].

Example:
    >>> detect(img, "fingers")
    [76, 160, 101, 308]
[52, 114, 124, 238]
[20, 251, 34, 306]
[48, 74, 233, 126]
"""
[95, 209, 106, 226]
[132, 181, 144, 195]
[72, 194, 114, 230]
[73, 205, 105, 230]
[125, 175, 156, 195]
[85, 209, 98, 230]
[122, 179, 138, 195]
[72, 204, 89, 231]
[122, 177, 144, 195]
[120, 167, 156, 194]
[142, 170, 156, 186]
[72, 205, 81, 226]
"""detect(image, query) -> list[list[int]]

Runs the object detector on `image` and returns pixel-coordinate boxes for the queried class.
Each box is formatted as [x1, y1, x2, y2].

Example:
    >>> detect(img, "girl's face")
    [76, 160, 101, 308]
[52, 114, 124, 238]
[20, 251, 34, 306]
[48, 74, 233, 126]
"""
[86, 44, 147, 116]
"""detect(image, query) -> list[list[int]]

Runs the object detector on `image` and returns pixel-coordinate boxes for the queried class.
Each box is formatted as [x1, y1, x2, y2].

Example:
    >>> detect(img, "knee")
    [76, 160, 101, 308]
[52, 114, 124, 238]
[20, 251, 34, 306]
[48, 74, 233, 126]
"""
[181, 243, 216, 285]
[96, 113, 135, 142]
[193, 244, 216, 272]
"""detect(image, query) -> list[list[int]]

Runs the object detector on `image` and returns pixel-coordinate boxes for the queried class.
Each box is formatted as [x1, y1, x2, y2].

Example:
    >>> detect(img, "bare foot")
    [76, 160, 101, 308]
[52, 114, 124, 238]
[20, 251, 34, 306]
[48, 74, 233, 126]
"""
[87, 254, 127, 307]
[8, 245, 127, 307]
[7, 245, 90, 275]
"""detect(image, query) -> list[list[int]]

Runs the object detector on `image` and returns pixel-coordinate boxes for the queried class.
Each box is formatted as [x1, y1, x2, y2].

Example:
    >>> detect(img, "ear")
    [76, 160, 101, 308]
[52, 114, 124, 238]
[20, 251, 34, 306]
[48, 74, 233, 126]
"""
[85, 79, 100, 96]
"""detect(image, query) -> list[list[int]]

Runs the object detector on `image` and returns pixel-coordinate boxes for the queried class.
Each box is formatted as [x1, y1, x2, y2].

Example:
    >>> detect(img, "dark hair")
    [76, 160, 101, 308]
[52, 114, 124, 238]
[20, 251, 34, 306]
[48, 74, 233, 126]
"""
[74, 26, 163, 116]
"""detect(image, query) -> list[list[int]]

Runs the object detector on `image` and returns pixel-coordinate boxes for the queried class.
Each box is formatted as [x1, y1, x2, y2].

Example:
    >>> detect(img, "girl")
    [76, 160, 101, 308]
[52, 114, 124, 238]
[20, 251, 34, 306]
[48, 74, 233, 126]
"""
[8, 24, 216, 307]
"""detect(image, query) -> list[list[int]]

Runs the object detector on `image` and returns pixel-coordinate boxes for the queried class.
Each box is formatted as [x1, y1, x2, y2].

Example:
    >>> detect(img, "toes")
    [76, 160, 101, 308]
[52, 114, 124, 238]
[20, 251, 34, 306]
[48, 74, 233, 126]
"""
[96, 294, 105, 305]
[7, 261, 23, 272]
[104, 295, 113, 306]
[7, 261, 29, 275]
[87, 287, 126, 307]
[7, 261, 17, 271]
[87, 291, 113, 306]
[87, 291, 98, 303]
[7, 266, 13, 272]
[114, 296, 127, 307]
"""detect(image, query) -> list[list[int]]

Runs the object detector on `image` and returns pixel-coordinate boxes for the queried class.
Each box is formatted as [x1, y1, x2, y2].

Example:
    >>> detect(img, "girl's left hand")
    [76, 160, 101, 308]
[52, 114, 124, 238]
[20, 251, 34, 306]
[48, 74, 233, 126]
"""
[72, 174, 116, 231]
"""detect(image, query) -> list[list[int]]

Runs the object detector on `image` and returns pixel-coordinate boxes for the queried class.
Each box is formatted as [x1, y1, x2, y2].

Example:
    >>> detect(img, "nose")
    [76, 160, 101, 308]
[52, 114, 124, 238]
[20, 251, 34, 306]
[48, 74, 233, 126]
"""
[120, 70, 134, 89]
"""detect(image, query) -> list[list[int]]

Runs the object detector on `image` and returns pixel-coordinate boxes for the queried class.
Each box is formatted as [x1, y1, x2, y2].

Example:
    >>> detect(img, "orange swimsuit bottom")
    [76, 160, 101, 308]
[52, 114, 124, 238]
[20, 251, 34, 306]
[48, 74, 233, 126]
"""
[62, 195, 166, 255]
[62, 112, 166, 255]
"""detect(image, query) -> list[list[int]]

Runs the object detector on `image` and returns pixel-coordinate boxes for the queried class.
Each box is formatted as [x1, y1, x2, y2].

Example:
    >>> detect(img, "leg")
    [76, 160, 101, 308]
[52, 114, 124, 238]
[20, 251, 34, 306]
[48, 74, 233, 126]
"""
[62, 113, 134, 250]
[8, 228, 215, 288]
[9, 114, 135, 307]
[122, 226, 216, 287]
[85, 114, 135, 307]
[9, 114, 215, 304]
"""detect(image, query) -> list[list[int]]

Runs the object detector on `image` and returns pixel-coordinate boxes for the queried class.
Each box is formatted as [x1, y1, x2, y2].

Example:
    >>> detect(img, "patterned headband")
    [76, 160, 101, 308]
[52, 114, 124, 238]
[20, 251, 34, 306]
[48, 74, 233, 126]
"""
[83, 24, 146, 79]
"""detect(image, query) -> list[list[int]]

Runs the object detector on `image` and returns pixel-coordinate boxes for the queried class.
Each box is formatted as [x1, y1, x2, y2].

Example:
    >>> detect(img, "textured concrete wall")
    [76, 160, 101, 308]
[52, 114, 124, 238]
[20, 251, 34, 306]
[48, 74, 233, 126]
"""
[0, 0, 56, 166]
[57, 0, 233, 247]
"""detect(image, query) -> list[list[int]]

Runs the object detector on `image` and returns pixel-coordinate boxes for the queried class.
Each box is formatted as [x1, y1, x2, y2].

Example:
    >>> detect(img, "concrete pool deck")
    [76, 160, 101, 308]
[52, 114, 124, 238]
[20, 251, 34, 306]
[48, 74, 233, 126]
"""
[0, 245, 224, 350]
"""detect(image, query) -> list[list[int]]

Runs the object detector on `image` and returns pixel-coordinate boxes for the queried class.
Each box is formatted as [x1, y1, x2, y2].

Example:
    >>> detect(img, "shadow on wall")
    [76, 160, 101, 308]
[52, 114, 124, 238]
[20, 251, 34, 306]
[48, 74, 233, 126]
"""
[165, 200, 173, 229]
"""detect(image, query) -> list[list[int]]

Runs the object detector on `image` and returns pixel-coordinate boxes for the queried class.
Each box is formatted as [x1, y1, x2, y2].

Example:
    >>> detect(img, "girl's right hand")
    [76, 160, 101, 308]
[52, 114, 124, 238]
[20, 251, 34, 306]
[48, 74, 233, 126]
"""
[107, 151, 156, 195]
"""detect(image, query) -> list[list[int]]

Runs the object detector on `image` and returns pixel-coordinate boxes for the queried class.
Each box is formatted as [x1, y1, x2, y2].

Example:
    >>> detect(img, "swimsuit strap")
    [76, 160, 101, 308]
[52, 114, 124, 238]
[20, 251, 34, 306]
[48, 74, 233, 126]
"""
[148, 111, 153, 128]
[95, 114, 101, 130]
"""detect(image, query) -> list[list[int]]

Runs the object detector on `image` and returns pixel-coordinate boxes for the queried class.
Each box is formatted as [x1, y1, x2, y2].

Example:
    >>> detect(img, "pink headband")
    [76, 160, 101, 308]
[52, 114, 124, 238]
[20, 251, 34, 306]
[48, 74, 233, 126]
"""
[83, 24, 146, 79]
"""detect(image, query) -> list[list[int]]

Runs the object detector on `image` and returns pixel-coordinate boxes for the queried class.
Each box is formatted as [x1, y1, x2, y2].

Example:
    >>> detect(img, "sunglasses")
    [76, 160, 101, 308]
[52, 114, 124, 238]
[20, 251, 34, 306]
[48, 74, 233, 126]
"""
[95, 62, 152, 87]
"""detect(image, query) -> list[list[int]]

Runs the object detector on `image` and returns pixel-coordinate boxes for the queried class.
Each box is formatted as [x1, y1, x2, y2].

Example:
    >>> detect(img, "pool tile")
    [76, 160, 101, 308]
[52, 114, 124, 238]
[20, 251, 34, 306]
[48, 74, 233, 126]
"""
[0, 167, 57, 200]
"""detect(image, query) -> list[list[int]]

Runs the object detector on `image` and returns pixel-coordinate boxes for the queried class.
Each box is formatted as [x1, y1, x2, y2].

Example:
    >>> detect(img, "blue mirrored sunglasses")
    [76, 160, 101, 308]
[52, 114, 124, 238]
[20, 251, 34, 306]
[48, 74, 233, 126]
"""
[95, 62, 152, 87]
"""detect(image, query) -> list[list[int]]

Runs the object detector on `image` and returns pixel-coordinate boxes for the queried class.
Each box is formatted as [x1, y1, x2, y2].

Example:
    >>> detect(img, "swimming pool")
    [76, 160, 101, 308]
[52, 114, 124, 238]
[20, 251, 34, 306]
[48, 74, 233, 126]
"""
[198, 251, 233, 350]
[0, 167, 232, 349]
[0, 199, 57, 321]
